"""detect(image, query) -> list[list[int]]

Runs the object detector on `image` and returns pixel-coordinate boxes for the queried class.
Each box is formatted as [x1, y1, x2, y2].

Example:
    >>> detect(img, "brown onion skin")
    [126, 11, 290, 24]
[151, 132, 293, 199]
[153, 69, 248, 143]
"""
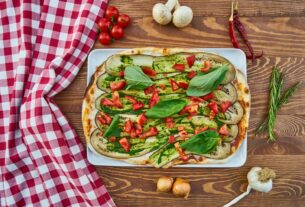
[157, 176, 174, 192]
[172, 178, 191, 198]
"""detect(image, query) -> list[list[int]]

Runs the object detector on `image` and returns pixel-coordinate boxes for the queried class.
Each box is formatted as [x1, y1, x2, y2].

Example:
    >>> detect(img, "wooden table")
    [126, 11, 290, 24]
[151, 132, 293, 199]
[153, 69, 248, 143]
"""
[54, 0, 305, 206]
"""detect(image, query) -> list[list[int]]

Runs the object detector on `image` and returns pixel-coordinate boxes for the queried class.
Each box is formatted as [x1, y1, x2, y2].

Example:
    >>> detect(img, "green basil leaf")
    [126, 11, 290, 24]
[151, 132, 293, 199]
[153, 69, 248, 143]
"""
[186, 65, 228, 96]
[124, 65, 154, 90]
[146, 99, 188, 118]
[103, 115, 121, 138]
[181, 130, 220, 154]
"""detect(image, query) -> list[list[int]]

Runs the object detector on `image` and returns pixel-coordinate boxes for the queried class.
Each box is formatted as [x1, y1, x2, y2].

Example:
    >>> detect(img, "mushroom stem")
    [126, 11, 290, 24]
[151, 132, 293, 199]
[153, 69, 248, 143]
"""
[223, 185, 252, 207]
[165, 0, 177, 11]
[174, 0, 180, 9]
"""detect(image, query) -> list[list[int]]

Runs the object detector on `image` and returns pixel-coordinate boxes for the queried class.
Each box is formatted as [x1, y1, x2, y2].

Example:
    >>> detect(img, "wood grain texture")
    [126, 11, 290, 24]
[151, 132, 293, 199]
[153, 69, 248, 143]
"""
[54, 0, 305, 206]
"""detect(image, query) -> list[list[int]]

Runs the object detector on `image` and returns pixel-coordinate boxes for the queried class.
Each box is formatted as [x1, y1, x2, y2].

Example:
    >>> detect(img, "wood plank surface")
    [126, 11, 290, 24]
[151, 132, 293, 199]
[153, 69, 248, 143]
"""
[54, 0, 305, 206]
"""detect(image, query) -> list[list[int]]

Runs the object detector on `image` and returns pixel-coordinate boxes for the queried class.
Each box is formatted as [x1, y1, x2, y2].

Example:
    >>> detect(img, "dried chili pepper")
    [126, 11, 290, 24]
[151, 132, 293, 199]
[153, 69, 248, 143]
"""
[229, 1, 263, 62]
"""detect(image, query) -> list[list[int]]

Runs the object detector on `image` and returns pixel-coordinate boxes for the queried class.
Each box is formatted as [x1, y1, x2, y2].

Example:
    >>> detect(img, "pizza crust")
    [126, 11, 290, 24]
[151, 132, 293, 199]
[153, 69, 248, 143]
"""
[82, 47, 250, 167]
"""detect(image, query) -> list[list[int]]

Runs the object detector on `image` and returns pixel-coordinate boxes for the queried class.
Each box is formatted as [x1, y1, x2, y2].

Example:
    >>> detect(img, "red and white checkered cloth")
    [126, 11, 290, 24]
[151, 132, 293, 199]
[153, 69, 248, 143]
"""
[0, 0, 116, 206]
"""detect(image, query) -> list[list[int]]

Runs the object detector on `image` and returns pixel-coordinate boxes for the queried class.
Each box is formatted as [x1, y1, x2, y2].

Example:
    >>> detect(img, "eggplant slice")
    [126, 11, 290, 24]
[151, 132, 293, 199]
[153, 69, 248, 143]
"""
[203, 142, 231, 159]
[223, 125, 239, 142]
[213, 83, 238, 104]
[218, 102, 244, 124]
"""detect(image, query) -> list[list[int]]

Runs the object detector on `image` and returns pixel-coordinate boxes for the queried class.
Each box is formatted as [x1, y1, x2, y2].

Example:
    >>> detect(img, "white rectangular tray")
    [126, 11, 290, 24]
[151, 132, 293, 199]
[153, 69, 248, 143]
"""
[86, 48, 247, 167]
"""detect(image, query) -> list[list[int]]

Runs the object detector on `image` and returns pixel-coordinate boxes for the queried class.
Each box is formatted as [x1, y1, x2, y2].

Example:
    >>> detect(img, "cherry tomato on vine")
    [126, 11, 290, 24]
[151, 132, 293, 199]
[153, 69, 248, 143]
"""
[98, 32, 111, 45]
[117, 14, 131, 28]
[105, 6, 119, 21]
[111, 25, 124, 40]
[97, 18, 112, 32]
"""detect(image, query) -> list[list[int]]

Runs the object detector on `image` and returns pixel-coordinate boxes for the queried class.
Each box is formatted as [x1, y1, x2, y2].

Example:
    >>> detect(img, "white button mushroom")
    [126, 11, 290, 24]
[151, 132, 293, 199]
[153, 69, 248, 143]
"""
[152, 0, 177, 25]
[223, 167, 276, 207]
[172, 0, 193, 28]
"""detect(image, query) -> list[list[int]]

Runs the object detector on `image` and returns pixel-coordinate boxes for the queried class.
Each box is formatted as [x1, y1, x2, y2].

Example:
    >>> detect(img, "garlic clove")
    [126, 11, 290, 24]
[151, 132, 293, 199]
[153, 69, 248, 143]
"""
[247, 167, 273, 193]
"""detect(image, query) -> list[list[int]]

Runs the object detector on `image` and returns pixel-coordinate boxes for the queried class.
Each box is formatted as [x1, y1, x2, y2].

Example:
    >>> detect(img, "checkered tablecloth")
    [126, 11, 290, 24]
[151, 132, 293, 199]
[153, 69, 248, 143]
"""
[0, 0, 115, 206]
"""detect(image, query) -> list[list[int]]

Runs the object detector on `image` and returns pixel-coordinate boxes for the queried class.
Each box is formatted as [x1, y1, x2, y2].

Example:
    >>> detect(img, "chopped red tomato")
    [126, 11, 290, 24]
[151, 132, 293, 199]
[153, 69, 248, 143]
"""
[174, 142, 188, 161]
[179, 104, 199, 115]
[119, 138, 130, 152]
[112, 91, 123, 108]
[186, 55, 196, 67]
[97, 115, 106, 125]
[208, 101, 219, 114]
[100, 112, 112, 124]
[139, 127, 158, 139]
[149, 91, 159, 108]
[201, 61, 211, 72]
[159, 84, 166, 90]
[209, 110, 216, 120]
[110, 81, 126, 91]
[130, 128, 137, 138]
[137, 113, 147, 126]
[144, 85, 156, 95]
[219, 124, 229, 136]
[108, 136, 116, 142]
[201, 93, 214, 100]
[190, 96, 204, 103]
[173, 63, 185, 71]
[177, 126, 185, 131]
[132, 101, 144, 111]
[187, 71, 196, 79]
[195, 126, 208, 134]
[123, 120, 133, 133]
[220, 101, 232, 112]
[101, 98, 114, 106]
[119, 71, 124, 77]
[170, 79, 180, 91]
[141, 67, 156, 77]
[179, 130, 188, 139]
[125, 95, 137, 104]
[178, 82, 188, 89]
[216, 85, 223, 90]
[165, 117, 175, 128]
[168, 135, 175, 144]
[135, 123, 143, 135]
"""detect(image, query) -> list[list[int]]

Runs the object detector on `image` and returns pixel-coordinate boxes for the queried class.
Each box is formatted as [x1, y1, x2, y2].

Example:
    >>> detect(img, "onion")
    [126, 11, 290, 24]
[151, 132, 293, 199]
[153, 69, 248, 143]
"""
[157, 176, 174, 192]
[172, 178, 191, 198]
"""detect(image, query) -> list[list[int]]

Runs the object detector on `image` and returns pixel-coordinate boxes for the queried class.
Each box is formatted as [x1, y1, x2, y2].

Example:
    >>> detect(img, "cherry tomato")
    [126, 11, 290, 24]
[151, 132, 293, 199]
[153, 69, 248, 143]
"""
[98, 18, 112, 32]
[105, 6, 119, 21]
[117, 14, 131, 28]
[119, 138, 130, 152]
[110, 81, 126, 91]
[98, 32, 111, 45]
[111, 25, 124, 40]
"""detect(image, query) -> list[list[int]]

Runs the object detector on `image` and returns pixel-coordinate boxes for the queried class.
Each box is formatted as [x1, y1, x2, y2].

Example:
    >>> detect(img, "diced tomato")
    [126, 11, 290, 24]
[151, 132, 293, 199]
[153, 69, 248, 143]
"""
[97, 115, 106, 125]
[173, 63, 185, 71]
[208, 101, 219, 114]
[132, 101, 144, 111]
[144, 85, 156, 95]
[178, 82, 188, 90]
[201, 93, 214, 100]
[123, 120, 133, 133]
[168, 135, 175, 144]
[137, 113, 147, 126]
[170, 79, 180, 91]
[219, 124, 229, 136]
[174, 142, 188, 161]
[220, 101, 232, 112]
[179, 104, 199, 115]
[216, 85, 223, 90]
[187, 71, 196, 79]
[186, 55, 196, 68]
[130, 128, 137, 138]
[135, 123, 143, 135]
[101, 98, 114, 106]
[209, 110, 216, 120]
[149, 91, 160, 108]
[195, 127, 208, 134]
[98, 131, 104, 136]
[125, 95, 137, 104]
[119, 138, 130, 152]
[201, 61, 211, 72]
[112, 91, 123, 108]
[179, 130, 188, 138]
[190, 96, 204, 103]
[177, 126, 185, 131]
[159, 84, 166, 90]
[139, 127, 158, 139]
[141, 67, 156, 77]
[100, 112, 112, 124]
[110, 81, 126, 91]
[108, 136, 116, 142]
[165, 117, 174, 128]
[119, 71, 125, 77]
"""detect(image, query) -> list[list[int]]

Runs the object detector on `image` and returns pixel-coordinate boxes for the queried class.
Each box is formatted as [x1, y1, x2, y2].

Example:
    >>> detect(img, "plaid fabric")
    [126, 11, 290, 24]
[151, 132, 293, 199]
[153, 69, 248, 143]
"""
[0, 0, 116, 206]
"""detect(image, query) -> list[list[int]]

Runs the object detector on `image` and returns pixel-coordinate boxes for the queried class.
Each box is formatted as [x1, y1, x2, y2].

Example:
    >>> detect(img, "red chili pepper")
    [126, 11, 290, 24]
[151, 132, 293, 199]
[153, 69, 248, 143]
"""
[229, 2, 240, 49]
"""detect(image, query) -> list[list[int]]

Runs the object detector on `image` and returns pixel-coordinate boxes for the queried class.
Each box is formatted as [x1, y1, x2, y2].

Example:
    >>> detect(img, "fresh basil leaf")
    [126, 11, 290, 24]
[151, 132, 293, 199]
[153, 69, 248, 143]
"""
[103, 115, 121, 138]
[120, 55, 133, 64]
[146, 99, 188, 119]
[181, 130, 220, 154]
[124, 65, 154, 90]
[186, 65, 228, 96]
